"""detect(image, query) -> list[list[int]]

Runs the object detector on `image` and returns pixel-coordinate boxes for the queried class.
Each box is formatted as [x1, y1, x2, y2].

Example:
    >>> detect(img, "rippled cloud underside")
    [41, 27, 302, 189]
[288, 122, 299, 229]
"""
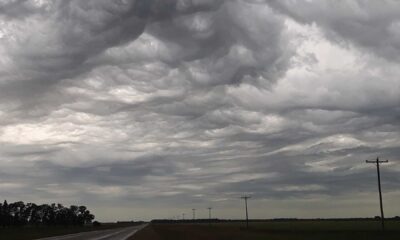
[0, 0, 399, 221]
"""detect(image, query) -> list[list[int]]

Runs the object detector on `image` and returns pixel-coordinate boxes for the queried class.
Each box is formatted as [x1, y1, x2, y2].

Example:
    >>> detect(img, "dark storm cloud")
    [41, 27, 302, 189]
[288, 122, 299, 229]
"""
[0, 0, 47, 19]
[0, 0, 400, 220]
[268, 0, 400, 61]
[0, 0, 156, 102]
[0, 0, 288, 120]
[0, 0, 221, 101]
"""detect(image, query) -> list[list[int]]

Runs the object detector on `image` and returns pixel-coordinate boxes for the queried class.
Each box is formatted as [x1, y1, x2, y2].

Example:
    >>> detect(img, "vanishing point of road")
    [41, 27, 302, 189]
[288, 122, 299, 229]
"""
[36, 225, 146, 240]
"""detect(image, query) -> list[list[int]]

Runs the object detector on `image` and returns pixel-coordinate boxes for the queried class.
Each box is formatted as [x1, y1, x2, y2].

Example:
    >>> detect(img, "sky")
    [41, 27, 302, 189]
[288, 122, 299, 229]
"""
[0, 0, 399, 222]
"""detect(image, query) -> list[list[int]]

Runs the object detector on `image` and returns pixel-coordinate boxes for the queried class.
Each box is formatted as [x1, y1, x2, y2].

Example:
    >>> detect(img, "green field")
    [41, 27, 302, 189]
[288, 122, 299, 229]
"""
[132, 220, 400, 240]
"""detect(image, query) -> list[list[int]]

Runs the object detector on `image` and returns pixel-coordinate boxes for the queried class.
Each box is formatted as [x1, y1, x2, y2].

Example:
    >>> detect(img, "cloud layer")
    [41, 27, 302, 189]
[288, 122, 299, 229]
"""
[0, 0, 399, 221]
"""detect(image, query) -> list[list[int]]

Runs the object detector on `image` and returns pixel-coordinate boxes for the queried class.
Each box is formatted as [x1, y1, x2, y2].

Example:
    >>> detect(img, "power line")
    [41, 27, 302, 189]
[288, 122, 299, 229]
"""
[241, 195, 251, 229]
[366, 157, 389, 231]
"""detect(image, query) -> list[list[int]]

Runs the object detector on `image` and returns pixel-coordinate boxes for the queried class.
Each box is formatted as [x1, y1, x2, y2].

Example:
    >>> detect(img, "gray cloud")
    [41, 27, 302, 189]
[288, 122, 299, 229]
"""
[269, 0, 400, 61]
[0, 0, 399, 221]
[0, 0, 49, 19]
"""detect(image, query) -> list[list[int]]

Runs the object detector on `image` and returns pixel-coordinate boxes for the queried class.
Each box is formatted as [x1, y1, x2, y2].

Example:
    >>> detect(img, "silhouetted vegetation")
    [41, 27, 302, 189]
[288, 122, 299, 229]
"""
[0, 200, 94, 227]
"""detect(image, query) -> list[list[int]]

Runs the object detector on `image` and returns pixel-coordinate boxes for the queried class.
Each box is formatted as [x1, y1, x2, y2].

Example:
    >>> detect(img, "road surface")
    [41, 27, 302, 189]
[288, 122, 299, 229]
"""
[36, 225, 146, 240]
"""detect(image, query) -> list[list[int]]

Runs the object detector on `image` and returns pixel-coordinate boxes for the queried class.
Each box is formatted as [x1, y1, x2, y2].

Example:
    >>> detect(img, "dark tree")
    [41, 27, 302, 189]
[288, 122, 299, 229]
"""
[0, 200, 95, 227]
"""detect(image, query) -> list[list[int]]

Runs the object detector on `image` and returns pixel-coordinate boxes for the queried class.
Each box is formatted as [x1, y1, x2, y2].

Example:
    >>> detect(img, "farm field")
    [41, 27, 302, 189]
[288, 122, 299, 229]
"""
[132, 220, 400, 240]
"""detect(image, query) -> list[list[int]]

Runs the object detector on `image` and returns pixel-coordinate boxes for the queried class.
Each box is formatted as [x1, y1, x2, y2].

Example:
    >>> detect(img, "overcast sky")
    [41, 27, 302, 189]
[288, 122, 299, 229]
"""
[0, 0, 399, 222]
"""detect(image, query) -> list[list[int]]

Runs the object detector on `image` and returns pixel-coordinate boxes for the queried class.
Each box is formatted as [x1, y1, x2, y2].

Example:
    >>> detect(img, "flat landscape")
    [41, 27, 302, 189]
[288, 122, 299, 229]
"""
[1, 2, 400, 240]
[132, 220, 400, 240]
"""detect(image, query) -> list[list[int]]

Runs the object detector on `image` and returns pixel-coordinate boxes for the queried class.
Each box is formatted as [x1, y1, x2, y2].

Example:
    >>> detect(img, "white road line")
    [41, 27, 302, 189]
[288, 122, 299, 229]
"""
[34, 230, 113, 240]
[87, 228, 128, 240]
[118, 228, 139, 240]
[119, 230, 138, 240]
[110, 224, 147, 240]
[121, 224, 147, 240]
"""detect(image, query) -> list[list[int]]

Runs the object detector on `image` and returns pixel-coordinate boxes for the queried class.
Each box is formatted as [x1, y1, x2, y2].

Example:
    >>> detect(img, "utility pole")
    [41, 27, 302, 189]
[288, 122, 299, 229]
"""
[192, 208, 196, 220]
[207, 207, 212, 226]
[182, 213, 185, 220]
[366, 157, 389, 231]
[241, 195, 251, 229]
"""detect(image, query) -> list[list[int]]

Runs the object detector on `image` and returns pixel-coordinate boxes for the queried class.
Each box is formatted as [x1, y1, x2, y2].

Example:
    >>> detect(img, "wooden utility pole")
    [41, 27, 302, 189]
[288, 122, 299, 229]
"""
[207, 207, 212, 226]
[241, 195, 251, 229]
[366, 157, 389, 231]
[192, 208, 196, 220]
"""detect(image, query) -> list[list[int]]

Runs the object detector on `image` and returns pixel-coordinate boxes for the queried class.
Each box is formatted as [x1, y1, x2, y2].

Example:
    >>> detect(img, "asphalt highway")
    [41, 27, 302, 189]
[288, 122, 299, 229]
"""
[36, 225, 146, 240]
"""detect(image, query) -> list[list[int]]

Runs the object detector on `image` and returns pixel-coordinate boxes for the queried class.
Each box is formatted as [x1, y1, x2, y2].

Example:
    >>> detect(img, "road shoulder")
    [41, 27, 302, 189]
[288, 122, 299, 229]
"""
[128, 224, 162, 240]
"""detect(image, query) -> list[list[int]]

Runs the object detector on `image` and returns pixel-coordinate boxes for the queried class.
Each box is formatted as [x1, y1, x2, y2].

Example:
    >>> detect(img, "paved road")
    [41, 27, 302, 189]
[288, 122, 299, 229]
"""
[36, 225, 146, 240]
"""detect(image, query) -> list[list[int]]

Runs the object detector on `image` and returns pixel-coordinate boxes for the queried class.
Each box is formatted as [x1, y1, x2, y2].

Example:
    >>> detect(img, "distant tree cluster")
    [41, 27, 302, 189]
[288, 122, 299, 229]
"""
[0, 200, 94, 227]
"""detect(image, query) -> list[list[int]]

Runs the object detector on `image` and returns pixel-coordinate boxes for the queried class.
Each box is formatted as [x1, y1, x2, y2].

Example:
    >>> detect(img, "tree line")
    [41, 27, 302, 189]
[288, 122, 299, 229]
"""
[0, 200, 95, 227]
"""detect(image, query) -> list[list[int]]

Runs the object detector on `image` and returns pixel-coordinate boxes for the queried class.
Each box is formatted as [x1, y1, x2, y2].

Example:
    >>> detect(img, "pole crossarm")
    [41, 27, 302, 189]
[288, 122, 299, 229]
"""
[366, 160, 388, 163]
